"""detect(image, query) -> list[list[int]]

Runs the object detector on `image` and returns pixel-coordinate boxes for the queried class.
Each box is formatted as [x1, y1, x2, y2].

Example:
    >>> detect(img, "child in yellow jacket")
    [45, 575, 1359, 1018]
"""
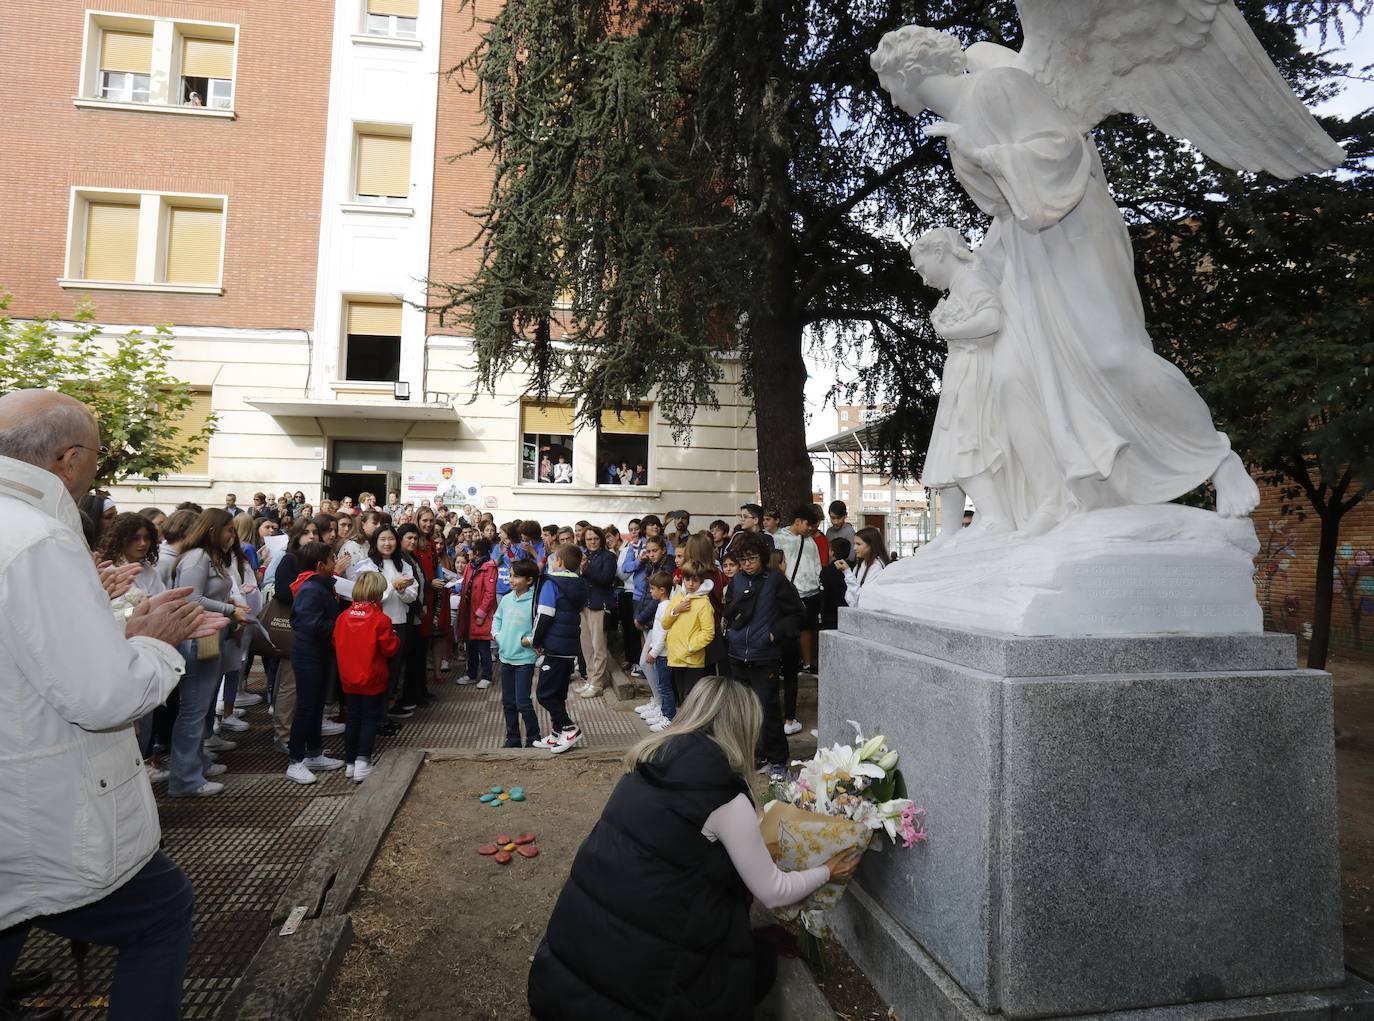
[663, 560, 716, 707]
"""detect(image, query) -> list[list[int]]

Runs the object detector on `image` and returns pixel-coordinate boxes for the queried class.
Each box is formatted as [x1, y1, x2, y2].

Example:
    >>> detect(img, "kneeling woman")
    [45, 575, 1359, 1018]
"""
[528, 675, 861, 1019]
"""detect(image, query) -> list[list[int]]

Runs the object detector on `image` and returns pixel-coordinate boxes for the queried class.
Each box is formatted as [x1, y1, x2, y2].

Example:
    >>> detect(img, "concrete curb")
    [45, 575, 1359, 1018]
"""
[751, 906, 838, 1021]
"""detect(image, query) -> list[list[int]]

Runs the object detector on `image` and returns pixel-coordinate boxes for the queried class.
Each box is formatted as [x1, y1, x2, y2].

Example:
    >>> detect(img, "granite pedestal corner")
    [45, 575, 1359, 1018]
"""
[818, 609, 1369, 1020]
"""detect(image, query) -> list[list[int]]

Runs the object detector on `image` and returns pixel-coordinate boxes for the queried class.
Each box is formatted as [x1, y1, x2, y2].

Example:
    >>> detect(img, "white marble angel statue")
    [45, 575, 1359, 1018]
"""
[871, 2, 1346, 534]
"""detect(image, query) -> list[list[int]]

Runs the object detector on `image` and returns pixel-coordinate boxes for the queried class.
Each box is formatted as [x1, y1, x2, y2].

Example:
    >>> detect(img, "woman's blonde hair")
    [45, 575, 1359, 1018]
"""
[350, 570, 387, 604]
[624, 675, 762, 778]
[233, 512, 258, 545]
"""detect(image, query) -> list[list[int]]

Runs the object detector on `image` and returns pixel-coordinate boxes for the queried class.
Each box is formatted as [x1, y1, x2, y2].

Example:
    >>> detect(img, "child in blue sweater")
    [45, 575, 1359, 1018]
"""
[492, 558, 541, 748]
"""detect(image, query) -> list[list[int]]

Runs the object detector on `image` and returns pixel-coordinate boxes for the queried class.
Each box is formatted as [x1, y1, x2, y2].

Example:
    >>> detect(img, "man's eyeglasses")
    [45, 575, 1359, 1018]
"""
[71, 443, 108, 456]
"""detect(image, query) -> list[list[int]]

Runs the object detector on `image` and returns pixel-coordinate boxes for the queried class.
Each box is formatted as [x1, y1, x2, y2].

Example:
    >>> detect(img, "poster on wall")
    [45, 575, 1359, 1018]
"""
[404, 469, 482, 510]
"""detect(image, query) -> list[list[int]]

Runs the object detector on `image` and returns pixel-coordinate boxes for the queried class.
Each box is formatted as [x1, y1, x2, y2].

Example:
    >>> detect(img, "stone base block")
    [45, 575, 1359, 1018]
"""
[819, 612, 1346, 1019]
[832, 883, 1374, 1021]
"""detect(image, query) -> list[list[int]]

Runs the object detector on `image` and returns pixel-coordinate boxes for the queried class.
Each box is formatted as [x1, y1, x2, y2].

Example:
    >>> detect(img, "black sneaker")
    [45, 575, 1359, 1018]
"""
[502, 739, 521, 748]
[388, 705, 415, 720]
[379, 721, 403, 736]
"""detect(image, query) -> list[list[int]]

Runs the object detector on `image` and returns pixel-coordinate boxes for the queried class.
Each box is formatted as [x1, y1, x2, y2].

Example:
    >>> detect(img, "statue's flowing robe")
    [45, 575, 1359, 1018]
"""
[947, 65, 1232, 524]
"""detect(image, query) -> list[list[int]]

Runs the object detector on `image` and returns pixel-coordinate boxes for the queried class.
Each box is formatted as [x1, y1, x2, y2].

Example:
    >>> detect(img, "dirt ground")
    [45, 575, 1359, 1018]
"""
[1329, 653, 1374, 979]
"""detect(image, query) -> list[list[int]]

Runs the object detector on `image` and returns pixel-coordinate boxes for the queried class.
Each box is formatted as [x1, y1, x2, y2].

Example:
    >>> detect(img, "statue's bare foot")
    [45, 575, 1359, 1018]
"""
[1213, 452, 1260, 517]
[1012, 508, 1060, 540]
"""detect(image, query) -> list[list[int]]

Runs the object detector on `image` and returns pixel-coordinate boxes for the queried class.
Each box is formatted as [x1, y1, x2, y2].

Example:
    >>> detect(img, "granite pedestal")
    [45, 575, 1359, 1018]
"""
[819, 609, 1373, 1020]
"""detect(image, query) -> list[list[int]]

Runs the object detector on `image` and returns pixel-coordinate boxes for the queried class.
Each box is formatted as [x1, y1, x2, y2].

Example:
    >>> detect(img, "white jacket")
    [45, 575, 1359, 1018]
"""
[354, 556, 417, 624]
[772, 529, 822, 597]
[845, 557, 885, 607]
[0, 456, 185, 929]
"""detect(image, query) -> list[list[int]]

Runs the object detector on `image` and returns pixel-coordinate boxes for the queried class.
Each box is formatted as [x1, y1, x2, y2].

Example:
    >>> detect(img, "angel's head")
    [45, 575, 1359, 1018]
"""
[872, 26, 967, 107]
[910, 227, 974, 289]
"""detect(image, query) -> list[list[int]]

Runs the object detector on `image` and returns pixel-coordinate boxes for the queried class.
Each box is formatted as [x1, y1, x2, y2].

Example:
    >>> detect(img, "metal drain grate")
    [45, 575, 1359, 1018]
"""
[11, 660, 650, 1018]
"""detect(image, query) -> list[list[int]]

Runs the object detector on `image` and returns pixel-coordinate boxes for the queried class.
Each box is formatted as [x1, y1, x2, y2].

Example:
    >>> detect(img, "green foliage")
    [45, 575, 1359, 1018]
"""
[435, 0, 1370, 500]
[0, 293, 214, 489]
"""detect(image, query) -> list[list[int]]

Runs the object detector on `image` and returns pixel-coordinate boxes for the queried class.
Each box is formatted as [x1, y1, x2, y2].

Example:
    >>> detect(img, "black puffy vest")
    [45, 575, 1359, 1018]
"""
[528, 732, 756, 1020]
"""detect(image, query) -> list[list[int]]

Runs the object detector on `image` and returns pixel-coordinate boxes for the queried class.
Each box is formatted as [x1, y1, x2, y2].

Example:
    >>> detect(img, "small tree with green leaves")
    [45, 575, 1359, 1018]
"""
[0, 293, 214, 490]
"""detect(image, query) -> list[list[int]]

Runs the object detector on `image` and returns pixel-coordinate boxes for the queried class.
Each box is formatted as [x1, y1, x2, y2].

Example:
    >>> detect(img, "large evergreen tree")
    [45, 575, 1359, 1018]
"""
[431, 0, 1367, 516]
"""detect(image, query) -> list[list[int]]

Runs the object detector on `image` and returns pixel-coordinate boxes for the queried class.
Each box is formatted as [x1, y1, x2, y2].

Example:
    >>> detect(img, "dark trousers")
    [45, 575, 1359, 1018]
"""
[500, 661, 540, 745]
[344, 691, 386, 762]
[401, 624, 427, 706]
[536, 654, 576, 733]
[388, 623, 409, 700]
[151, 684, 180, 752]
[0, 851, 194, 1021]
[466, 638, 493, 682]
[618, 591, 641, 665]
[780, 636, 801, 720]
[730, 658, 788, 766]
[288, 651, 328, 762]
[672, 665, 708, 705]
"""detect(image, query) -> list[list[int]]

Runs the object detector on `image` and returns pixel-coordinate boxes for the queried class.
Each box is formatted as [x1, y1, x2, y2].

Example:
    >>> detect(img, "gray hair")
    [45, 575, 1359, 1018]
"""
[0, 400, 94, 467]
[871, 26, 967, 91]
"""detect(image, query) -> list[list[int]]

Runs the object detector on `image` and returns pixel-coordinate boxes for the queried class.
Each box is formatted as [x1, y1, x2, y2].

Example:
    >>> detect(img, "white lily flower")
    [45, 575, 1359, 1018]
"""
[859, 734, 886, 761]
[878, 750, 900, 771]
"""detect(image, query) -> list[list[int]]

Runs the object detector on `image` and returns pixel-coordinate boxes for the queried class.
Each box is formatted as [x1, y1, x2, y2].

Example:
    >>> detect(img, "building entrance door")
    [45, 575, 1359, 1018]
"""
[325, 441, 403, 506]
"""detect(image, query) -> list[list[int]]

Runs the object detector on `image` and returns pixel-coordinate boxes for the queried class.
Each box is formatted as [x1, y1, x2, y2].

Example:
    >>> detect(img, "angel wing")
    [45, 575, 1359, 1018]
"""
[1013, 0, 1346, 178]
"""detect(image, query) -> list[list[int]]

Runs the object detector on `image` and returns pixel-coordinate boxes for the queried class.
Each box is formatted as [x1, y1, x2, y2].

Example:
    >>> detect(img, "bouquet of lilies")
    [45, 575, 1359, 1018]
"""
[760, 721, 926, 938]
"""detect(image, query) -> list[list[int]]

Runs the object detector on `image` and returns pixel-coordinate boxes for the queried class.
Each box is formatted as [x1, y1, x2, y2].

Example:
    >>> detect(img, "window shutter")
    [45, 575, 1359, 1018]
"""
[182, 37, 235, 80]
[83, 202, 140, 281]
[165, 207, 223, 285]
[355, 134, 411, 199]
[368, 0, 420, 15]
[522, 402, 575, 436]
[100, 30, 153, 73]
[168, 389, 213, 475]
[598, 408, 651, 434]
[346, 302, 403, 336]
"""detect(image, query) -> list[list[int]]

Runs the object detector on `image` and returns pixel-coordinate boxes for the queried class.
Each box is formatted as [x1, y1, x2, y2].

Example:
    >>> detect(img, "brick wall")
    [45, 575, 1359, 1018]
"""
[1251, 476, 1374, 659]
[0, 0, 333, 328]
[425, 0, 499, 335]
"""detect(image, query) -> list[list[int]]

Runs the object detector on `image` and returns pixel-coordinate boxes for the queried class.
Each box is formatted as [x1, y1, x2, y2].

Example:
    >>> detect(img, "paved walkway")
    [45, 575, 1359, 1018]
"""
[12, 663, 650, 1019]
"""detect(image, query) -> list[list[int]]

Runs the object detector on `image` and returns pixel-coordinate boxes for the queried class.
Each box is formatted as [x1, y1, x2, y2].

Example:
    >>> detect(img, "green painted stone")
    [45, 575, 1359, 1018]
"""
[489, 798, 505, 807]
[489, 786, 505, 794]
[478, 793, 495, 803]
[509, 791, 526, 802]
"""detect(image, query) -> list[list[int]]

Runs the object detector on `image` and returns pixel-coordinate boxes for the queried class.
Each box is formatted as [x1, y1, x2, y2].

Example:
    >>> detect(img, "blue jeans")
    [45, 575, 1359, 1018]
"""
[500, 661, 540, 745]
[344, 692, 386, 763]
[0, 850, 194, 1020]
[169, 640, 221, 795]
[642, 647, 675, 719]
[466, 638, 493, 682]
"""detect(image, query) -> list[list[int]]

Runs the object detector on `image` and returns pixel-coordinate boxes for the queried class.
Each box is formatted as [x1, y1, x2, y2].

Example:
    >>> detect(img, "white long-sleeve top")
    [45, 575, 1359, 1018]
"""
[355, 557, 417, 624]
[844, 557, 885, 606]
[701, 794, 832, 910]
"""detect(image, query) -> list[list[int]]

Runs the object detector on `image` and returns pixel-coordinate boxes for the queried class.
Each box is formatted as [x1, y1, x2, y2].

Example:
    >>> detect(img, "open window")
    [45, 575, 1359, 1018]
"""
[180, 34, 235, 108]
[344, 301, 402, 382]
[597, 407, 651, 486]
[520, 402, 576, 485]
[364, 0, 418, 38]
[81, 15, 237, 113]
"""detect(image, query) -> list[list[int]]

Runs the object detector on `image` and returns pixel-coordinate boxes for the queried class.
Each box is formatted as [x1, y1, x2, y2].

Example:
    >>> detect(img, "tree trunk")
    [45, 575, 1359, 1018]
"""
[749, 315, 813, 514]
[1307, 502, 1343, 670]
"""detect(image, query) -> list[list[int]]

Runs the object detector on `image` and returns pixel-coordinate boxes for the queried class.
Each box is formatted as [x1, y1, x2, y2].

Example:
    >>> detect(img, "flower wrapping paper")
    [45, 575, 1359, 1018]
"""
[760, 800, 873, 934]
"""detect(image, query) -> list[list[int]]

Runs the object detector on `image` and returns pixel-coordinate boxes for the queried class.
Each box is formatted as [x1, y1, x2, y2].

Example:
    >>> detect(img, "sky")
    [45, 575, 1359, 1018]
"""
[801, 18, 1374, 447]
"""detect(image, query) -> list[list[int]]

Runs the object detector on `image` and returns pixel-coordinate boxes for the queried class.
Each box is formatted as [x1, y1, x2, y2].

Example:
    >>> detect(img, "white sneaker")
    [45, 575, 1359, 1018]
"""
[783, 719, 803, 736]
[286, 762, 317, 785]
[475, 678, 491, 690]
[217, 714, 249, 733]
[550, 727, 583, 755]
[303, 754, 345, 771]
[454, 675, 474, 686]
[345, 763, 355, 779]
[643, 711, 667, 726]
[234, 693, 263, 708]
[320, 719, 346, 737]
[649, 720, 671, 732]
[185, 781, 224, 797]
[634, 703, 658, 716]
[146, 764, 169, 783]
[353, 757, 372, 782]
[439, 659, 450, 671]
[204, 735, 237, 752]
[578, 686, 604, 699]
[205, 763, 228, 778]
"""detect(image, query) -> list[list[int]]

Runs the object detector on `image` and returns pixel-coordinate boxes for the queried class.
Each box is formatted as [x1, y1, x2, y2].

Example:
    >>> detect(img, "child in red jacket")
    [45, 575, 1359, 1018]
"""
[456, 538, 499, 689]
[333, 572, 400, 783]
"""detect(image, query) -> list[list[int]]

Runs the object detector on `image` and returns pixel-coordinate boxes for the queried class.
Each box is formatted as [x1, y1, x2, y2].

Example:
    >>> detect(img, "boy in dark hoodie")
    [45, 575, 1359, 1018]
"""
[531, 543, 588, 754]
[286, 542, 344, 785]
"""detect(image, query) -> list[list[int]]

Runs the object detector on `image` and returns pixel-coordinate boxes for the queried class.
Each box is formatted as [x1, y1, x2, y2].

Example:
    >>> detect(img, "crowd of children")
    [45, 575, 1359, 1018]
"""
[83, 487, 893, 792]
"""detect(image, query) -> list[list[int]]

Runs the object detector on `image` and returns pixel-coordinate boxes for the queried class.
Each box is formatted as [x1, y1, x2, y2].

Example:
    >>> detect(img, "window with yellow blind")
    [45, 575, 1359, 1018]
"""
[344, 301, 403, 382]
[166, 388, 214, 476]
[180, 35, 235, 108]
[355, 132, 412, 203]
[365, 0, 418, 38]
[99, 29, 152, 103]
[164, 206, 224, 285]
[597, 406, 651, 486]
[83, 201, 141, 281]
[520, 402, 577, 484]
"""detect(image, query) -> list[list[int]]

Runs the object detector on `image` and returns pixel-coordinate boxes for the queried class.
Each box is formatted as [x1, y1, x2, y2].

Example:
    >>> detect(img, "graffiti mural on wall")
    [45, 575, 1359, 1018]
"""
[1333, 542, 1373, 651]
